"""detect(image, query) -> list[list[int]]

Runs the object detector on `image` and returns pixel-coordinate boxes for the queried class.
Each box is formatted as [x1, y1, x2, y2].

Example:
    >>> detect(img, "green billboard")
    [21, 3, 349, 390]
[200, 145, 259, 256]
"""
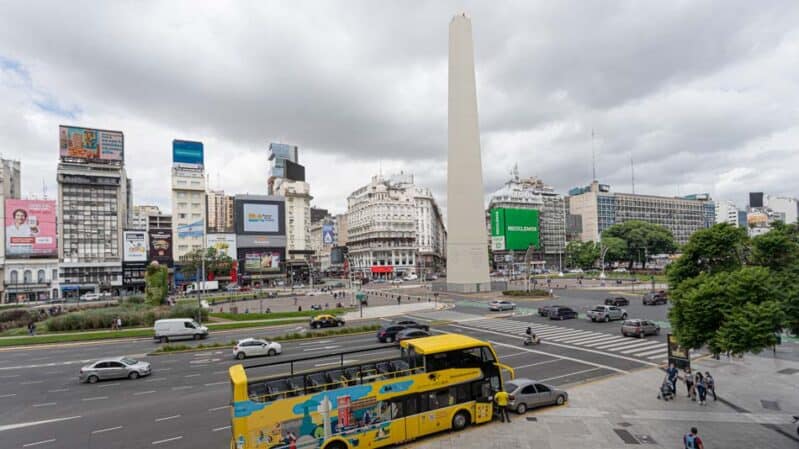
[490, 208, 540, 251]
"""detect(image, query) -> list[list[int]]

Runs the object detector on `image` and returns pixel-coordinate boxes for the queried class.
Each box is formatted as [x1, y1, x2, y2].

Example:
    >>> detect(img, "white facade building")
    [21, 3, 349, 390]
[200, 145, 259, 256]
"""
[273, 178, 312, 260]
[764, 195, 799, 224]
[131, 205, 160, 231]
[0, 159, 23, 302]
[714, 200, 740, 227]
[171, 166, 206, 262]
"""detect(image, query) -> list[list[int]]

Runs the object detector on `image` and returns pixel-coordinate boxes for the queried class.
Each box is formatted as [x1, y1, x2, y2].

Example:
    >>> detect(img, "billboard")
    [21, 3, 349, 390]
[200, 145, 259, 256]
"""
[490, 208, 540, 251]
[243, 250, 282, 273]
[177, 219, 204, 238]
[123, 231, 148, 262]
[5, 199, 57, 258]
[148, 229, 173, 267]
[322, 224, 335, 246]
[172, 140, 204, 166]
[59, 125, 123, 161]
[243, 203, 280, 233]
[207, 234, 237, 258]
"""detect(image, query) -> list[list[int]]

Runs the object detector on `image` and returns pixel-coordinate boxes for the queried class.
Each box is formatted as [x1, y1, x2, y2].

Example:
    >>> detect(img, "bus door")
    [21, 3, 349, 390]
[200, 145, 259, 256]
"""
[416, 389, 452, 436]
[403, 395, 420, 441]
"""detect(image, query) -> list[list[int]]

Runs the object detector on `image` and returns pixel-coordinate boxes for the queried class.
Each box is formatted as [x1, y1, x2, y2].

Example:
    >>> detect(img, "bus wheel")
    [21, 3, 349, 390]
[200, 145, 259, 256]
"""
[452, 411, 470, 431]
[323, 441, 348, 449]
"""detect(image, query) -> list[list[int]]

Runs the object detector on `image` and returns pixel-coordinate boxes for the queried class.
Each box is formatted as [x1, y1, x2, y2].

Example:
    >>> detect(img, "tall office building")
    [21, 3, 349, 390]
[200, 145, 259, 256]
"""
[131, 205, 161, 231]
[57, 125, 128, 296]
[714, 200, 740, 227]
[207, 190, 234, 233]
[568, 181, 715, 245]
[764, 195, 799, 224]
[273, 178, 312, 260]
[171, 140, 206, 264]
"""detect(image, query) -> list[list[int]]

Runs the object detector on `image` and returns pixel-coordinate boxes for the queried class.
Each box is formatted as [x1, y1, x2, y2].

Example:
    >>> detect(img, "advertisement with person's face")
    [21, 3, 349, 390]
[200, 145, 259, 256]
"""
[59, 126, 123, 161]
[5, 199, 57, 257]
[244, 251, 281, 272]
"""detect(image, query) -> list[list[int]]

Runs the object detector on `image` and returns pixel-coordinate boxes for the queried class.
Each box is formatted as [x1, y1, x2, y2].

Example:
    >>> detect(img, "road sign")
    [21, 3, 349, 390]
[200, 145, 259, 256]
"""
[667, 333, 690, 370]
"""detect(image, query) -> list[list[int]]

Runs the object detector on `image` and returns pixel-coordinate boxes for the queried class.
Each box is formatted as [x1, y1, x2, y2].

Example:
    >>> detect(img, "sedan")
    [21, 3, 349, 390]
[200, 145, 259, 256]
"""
[309, 314, 345, 329]
[395, 328, 431, 343]
[621, 319, 660, 338]
[489, 300, 516, 311]
[538, 305, 558, 317]
[604, 296, 629, 306]
[80, 357, 151, 383]
[548, 307, 578, 320]
[504, 377, 568, 414]
[233, 338, 283, 360]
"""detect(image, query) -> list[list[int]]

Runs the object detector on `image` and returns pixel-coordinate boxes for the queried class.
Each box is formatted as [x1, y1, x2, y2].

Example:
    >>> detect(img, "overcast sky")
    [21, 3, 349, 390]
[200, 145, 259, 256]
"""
[1, 1, 798, 216]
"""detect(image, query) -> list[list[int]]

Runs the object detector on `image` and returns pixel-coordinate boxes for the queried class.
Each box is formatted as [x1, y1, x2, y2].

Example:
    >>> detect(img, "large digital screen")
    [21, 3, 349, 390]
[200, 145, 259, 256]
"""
[243, 250, 281, 273]
[59, 126, 123, 161]
[207, 233, 237, 258]
[172, 140, 204, 166]
[490, 208, 540, 251]
[243, 203, 280, 233]
[5, 199, 57, 258]
[123, 231, 148, 262]
[148, 229, 173, 267]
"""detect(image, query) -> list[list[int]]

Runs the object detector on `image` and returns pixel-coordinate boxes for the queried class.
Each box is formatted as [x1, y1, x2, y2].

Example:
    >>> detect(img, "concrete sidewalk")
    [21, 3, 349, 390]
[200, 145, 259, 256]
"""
[409, 354, 799, 449]
[341, 302, 446, 321]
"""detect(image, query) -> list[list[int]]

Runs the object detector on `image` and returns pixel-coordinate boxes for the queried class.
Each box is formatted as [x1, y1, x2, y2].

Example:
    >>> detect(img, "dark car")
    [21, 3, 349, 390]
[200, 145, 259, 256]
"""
[604, 296, 629, 306]
[538, 305, 558, 317]
[548, 307, 578, 320]
[376, 320, 430, 343]
[309, 314, 345, 329]
[643, 291, 668, 305]
[395, 328, 431, 343]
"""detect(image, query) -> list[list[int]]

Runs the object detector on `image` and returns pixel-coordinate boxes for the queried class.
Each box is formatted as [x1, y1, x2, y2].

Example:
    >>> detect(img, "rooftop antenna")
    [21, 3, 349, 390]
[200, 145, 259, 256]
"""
[591, 128, 597, 181]
[631, 153, 636, 195]
[42, 178, 47, 200]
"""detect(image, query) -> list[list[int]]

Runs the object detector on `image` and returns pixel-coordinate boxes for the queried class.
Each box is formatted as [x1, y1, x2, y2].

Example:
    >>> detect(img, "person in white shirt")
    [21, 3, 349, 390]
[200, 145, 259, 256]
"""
[6, 209, 38, 254]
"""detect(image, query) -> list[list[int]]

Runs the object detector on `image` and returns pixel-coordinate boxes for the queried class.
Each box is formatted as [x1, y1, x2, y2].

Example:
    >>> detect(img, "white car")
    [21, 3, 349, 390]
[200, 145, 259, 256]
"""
[612, 268, 628, 273]
[233, 338, 283, 360]
[404, 274, 418, 281]
[489, 300, 516, 311]
[80, 293, 100, 301]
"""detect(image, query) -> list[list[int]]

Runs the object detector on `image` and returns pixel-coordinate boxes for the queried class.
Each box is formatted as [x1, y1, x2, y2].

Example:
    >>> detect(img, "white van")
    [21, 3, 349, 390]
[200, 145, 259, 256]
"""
[153, 319, 209, 343]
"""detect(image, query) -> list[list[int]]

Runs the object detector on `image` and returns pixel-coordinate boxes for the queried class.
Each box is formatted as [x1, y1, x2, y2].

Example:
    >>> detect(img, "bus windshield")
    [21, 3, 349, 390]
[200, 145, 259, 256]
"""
[229, 334, 513, 449]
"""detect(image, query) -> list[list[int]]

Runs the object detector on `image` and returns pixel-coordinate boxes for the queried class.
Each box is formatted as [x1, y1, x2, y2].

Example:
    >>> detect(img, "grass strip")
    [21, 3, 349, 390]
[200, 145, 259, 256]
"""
[210, 308, 352, 321]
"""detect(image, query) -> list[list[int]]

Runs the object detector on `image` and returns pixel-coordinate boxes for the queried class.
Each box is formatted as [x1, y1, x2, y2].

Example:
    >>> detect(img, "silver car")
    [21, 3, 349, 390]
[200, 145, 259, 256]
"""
[79, 357, 151, 383]
[504, 377, 568, 414]
[233, 338, 283, 360]
[489, 300, 516, 311]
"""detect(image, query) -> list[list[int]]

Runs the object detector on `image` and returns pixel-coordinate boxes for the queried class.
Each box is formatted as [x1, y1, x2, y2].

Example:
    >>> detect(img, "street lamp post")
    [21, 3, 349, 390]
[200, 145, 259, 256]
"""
[524, 245, 535, 292]
[599, 244, 610, 286]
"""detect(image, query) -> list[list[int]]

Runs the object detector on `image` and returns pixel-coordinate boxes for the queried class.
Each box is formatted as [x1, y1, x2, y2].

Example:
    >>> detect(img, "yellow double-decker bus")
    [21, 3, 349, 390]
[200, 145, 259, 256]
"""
[228, 334, 515, 449]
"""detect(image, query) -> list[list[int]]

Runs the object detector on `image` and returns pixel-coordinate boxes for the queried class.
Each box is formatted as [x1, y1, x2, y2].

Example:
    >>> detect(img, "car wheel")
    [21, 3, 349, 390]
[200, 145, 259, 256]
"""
[158, 336, 166, 344]
[129, 371, 140, 380]
[638, 332, 644, 339]
[655, 329, 660, 336]
[267, 349, 276, 356]
[604, 316, 610, 323]
[389, 335, 395, 343]
[236, 352, 246, 360]
[451, 411, 470, 431]
[193, 334, 200, 340]
[516, 403, 527, 414]
[163, 336, 169, 343]
[621, 313, 628, 320]
[555, 395, 566, 406]
[88, 375, 99, 384]
[312, 323, 320, 329]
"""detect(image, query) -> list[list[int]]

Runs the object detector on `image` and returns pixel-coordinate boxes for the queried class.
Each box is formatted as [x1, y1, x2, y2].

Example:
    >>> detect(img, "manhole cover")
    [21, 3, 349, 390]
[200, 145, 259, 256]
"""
[761, 400, 780, 411]
[777, 368, 799, 375]
[635, 434, 657, 445]
[526, 416, 537, 422]
[613, 428, 640, 444]
[618, 422, 632, 427]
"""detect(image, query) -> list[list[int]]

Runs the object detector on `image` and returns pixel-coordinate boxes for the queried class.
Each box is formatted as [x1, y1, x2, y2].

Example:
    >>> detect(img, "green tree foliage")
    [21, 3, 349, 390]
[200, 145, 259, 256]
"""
[145, 263, 169, 306]
[601, 236, 628, 265]
[179, 247, 234, 278]
[668, 223, 799, 354]
[566, 241, 599, 269]
[602, 220, 677, 269]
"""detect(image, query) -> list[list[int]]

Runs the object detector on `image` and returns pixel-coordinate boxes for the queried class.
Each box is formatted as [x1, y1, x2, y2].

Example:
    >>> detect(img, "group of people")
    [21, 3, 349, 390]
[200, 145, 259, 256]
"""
[662, 364, 716, 405]
[110, 316, 123, 330]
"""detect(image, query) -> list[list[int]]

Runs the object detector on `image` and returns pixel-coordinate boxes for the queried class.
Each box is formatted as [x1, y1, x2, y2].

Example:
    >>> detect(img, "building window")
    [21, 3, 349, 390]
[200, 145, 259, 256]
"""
[10, 270, 17, 283]
[24, 270, 32, 283]
[37, 270, 46, 283]
[53, 269, 58, 281]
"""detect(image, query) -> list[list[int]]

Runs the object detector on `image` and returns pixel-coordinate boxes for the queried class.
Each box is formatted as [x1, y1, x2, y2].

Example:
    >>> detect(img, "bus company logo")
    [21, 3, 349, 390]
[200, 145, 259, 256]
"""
[507, 225, 537, 232]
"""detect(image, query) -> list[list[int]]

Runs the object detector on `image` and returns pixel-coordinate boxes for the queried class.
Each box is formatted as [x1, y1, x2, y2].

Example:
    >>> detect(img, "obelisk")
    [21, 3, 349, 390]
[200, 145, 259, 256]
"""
[446, 13, 491, 293]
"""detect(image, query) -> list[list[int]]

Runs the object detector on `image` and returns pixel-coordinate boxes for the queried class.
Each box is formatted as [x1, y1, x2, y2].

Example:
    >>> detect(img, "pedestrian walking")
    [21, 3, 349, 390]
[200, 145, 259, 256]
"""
[704, 372, 716, 401]
[494, 390, 511, 423]
[396, 296, 401, 305]
[666, 363, 679, 393]
[683, 427, 704, 449]
[695, 372, 707, 405]
[684, 368, 694, 399]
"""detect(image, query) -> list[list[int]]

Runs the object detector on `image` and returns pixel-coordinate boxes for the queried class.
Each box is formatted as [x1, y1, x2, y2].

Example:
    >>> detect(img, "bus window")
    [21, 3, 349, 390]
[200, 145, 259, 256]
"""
[405, 395, 419, 415]
[480, 347, 496, 363]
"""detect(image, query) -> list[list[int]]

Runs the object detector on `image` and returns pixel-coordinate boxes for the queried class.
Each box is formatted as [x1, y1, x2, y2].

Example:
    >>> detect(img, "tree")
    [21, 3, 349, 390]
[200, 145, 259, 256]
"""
[667, 223, 748, 286]
[601, 236, 627, 266]
[145, 262, 168, 306]
[566, 241, 599, 269]
[602, 220, 677, 270]
[179, 247, 234, 278]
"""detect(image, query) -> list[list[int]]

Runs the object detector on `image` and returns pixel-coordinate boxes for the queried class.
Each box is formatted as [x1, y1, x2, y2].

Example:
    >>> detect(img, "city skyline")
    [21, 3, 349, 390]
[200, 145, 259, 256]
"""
[2, 2, 799, 214]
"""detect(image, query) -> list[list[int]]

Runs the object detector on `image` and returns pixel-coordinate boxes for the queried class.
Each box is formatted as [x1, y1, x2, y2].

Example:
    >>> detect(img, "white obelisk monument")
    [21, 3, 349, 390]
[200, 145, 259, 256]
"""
[446, 13, 491, 293]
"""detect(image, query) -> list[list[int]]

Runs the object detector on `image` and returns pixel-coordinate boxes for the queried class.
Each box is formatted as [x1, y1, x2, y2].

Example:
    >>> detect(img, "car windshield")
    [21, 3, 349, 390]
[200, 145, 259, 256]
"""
[504, 382, 518, 393]
[592, 306, 605, 311]
[121, 358, 138, 365]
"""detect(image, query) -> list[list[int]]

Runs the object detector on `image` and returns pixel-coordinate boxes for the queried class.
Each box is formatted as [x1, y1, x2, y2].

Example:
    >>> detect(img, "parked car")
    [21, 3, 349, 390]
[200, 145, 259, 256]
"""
[604, 296, 629, 306]
[621, 319, 660, 338]
[376, 320, 430, 343]
[395, 328, 431, 343]
[403, 274, 418, 281]
[538, 305, 558, 317]
[586, 305, 627, 322]
[225, 284, 241, 292]
[612, 267, 628, 273]
[390, 279, 403, 285]
[567, 268, 584, 274]
[489, 300, 516, 311]
[548, 307, 578, 320]
[153, 318, 208, 343]
[309, 314, 345, 329]
[504, 377, 568, 413]
[233, 338, 283, 360]
[80, 292, 100, 301]
[79, 356, 151, 383]
[642, 291, 668, 305]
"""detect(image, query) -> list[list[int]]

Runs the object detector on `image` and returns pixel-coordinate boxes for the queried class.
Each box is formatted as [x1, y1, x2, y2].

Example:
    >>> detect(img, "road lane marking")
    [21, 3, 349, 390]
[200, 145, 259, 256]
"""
[21, 380, 44, 385]
[152, 436, 183, 445]
[155, 414, 181, 422]
[212, 425, 231, 432]
[0, 374, 20, 378]
[47, 389, 69, 393]
[514, 359, 565, 370]
[539, 367, 601, 382]
[153, 368, 171, 372]
[184, 374, 200, 378]
[619, 342, 665, 354]
[144, 378, 166, 382]
[298, 339, 332, 346]
[92, 426, 123, 434]
[647, 352, 669, 360]
[0, 393, 17, 398]
[212, 370, 228, 375]
[1, 416, 81, 433]
[171, 386, 192, 391]
[22, 438, 56, 447]
[204, 381, 227, 387]
[302, 345, 341, 352]
[99, 382, 120, 388]
[32, 402, 57, 407]
[82, 396, 108, 401]
[134, 390, 157, 396]
[635, 347, 670, 357]
[315, 359, 359, 367]
[208, 405, 230, 412]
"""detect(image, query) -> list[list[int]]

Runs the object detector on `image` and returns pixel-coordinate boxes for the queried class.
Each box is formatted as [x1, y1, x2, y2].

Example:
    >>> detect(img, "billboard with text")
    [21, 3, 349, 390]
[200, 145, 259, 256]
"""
[207, 233, 237, 258]
[148, 229, 173, 267]
[5, 199, 57, 258]
[172, 140, 204, 166]
[243, 250, 281, 273]
[59, 125, 123, 161]
[322, 224, 335, 246]
[490, 208, 540, 251]
[123, 231, 148, 262]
